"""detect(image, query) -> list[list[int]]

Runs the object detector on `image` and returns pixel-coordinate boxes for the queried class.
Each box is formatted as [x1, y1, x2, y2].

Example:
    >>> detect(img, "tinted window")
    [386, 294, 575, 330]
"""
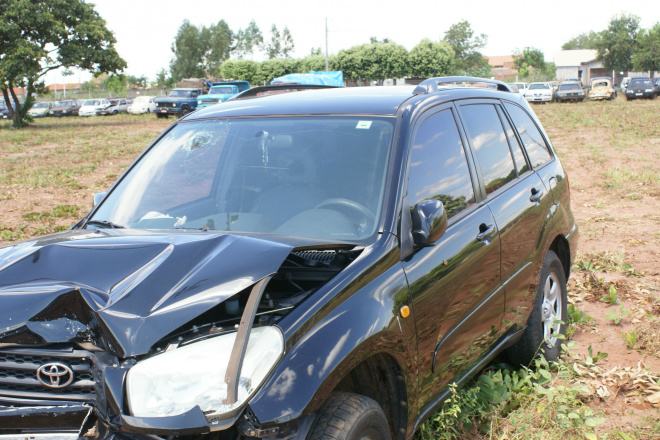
[504, 103, 552, 168]
[408, 109, 475, 219]
[460, 104, 516, 195]
[498, 108, 530, 175]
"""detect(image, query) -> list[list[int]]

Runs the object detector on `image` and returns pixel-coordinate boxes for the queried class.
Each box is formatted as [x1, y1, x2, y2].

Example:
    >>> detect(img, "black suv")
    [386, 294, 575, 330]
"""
[0, 77, 578, 440]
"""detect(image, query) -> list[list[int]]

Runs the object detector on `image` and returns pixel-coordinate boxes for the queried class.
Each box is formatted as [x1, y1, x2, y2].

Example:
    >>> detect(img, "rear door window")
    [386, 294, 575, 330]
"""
[503, 103, 553, 168]
[459, 104, 516, 195]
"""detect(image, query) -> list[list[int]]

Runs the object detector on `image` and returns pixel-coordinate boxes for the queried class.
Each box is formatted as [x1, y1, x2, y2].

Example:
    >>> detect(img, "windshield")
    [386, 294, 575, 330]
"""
[559, 84, 581, 90]
[209, 86, 235, 94]
[592, 80, 609, 87]
[630, 79, 652, 86]
[33, 102, 50, 108]
[169, 90, 192, 97]
[90, 117, 394, 242]
[55, 101, 75, 107]
[83, 100, 102, 106]
[529, 83, 549, 90]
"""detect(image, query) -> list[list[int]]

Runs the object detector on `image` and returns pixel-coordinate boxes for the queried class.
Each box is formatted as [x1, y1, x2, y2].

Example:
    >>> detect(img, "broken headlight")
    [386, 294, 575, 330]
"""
[126, 326, 284, 418]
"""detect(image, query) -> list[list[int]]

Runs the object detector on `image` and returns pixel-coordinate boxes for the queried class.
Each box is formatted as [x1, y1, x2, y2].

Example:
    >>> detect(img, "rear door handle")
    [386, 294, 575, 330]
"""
[530, 188, 543, 203]
[477, 223, 495, 243]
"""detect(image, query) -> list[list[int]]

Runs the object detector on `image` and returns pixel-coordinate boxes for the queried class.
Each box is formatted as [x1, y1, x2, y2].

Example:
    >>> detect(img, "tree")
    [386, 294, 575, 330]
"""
[513, 47, 555, 80]
[258, 59, 298, 83]
[633, 23, 660, 73]
[0, 0, 126, 127]
[205, 20, 233, 74]
[234, 20, 264, 59]
[335, 41, 408, 83]
[264, 25, 295, 59]
[219, 60, 261, 84]
[155, 68, 176, 89]
[562, 31, 602, 50]
[443, 20, 488, 73]
[408, 39, 455, 78]
[169, 20, 206, 80]
[596, 14, 640, 72]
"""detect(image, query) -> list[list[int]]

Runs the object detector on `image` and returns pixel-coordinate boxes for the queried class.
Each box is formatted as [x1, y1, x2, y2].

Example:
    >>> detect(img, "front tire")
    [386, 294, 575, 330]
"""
[507, 250, 567, 366]
[180, 107, 190, 116]
[308, 392, 391, 440]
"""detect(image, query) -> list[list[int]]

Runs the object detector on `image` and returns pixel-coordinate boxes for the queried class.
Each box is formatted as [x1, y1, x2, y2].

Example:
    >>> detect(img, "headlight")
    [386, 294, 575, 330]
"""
[645, 88, 654, 93]
[126, 326, 283, 418]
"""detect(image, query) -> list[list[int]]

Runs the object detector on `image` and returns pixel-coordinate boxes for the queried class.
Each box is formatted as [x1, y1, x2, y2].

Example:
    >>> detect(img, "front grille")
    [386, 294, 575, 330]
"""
[0, 347, 96, 404]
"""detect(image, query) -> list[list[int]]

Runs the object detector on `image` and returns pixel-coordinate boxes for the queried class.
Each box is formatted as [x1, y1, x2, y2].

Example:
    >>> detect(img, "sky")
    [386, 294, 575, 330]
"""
[47, 0, 660, 84]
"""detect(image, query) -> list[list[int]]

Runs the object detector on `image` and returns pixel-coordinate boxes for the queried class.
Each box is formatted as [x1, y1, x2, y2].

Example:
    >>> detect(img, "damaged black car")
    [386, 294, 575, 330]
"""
[0, 77, 578, 440]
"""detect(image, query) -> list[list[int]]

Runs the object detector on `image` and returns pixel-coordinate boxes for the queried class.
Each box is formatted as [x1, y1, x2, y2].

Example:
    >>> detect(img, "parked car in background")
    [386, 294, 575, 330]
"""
[653, 78, 660, 96]
[27, 101, 53, 118]
[555, 82, 586, 103]
[0, 76, 577, 440]
[549, 81, 559, 92]
[99, 98, 131, 115]
[620, 77, 631, 94]
[587, 78, 616, 100]
[154, 88, 204, 118]
[512, 82, 528, 96]
[49, 100, 82, 117]
[197, 81, 250, 109]
[79, 99, 111, 117]
[525, 82, 554, 103]
[0, 101, 8, 119]
[564, 78, 584, 87]
[127, 96, 157, 114]
[624, 77, 655, 100]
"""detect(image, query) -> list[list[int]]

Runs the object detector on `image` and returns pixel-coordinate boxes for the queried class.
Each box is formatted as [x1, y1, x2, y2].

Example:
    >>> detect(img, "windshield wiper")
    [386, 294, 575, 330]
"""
[85, 220, 126, 229]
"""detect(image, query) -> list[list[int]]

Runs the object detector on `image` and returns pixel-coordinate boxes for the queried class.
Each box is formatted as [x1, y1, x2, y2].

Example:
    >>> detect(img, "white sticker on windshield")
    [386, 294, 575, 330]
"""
[356, 121, 372, 129]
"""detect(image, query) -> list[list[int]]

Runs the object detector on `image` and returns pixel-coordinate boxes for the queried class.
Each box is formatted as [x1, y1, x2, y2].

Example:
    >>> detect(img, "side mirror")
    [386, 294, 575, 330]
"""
[93, 192, 107, 207]
[411, 199, 448, 247]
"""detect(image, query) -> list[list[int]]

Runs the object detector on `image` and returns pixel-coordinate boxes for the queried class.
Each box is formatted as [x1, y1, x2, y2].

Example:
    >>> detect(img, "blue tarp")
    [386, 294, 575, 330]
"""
[270, 71, 344, 87]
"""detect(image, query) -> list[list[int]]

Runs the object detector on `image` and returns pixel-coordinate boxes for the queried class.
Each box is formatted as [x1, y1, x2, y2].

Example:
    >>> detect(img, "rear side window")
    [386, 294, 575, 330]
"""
[504, 103, 552, 168]
[408, 109, 475, 219]
[498, 107, 530, 175]
[460, 104, 516, 195]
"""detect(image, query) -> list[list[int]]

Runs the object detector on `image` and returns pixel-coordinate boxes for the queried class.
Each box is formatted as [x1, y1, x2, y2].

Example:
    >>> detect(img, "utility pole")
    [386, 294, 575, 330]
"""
[325, 17, 329, 72]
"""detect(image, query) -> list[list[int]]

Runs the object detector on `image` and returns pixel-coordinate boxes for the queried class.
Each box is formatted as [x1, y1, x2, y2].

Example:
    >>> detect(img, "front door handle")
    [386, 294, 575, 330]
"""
[477, 223, 495, 243]
[530, 188, 543, 203]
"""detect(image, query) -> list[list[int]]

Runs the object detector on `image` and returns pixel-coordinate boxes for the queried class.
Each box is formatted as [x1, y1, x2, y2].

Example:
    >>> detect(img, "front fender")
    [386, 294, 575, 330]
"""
[247, 246, 418, 427]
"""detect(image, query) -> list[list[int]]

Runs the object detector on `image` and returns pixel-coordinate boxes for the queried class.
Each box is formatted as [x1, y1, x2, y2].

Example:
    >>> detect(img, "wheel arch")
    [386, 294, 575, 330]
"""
[548, 235, 571, 280]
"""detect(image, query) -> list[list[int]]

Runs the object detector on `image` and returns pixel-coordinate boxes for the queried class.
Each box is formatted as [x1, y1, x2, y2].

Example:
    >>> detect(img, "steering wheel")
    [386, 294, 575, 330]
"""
[315, 198, 376, 223]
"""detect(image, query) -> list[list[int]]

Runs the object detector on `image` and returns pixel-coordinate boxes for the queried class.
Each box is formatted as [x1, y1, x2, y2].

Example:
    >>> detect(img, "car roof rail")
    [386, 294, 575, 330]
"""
[413, 76, 514, 95]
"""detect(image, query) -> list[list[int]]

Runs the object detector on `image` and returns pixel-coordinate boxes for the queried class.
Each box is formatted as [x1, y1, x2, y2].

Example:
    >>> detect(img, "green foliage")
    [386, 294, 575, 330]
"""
[219, 60, 261, 84]
[622, 329, 637, 349]
[106, 75, 126, 94]
[562, 31, 602, 50]
[258, 59, 298, 84]
[234, 20, 264, 59]
[264, 25, 295, 59]
[408, 39, 455, 78]
[335, 41, 408, 82]
[443, 20, 488, 73]
[596, 14, 640, 72]
[155, 69, 176, 89]
[416, 355, 604, 440]
[606, 304, 632, 325]
[297, 55, 333, 73]
[169, 19, 233, 80]
[513, 47, 556, 80]
[602, 284, 620, 305]
[0, 0, 126, 128]
[633, 23, 660, 72]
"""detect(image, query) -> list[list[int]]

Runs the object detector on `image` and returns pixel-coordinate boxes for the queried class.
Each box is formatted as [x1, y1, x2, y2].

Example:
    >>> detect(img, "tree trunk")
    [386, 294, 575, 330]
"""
[1, 88, 15, 122]
[8, 82, 22, 128]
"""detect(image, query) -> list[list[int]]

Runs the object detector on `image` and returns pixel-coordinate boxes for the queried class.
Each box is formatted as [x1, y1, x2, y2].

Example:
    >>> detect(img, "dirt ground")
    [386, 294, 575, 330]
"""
[1, 100, 660, 436]
[536, 99, 660, 436]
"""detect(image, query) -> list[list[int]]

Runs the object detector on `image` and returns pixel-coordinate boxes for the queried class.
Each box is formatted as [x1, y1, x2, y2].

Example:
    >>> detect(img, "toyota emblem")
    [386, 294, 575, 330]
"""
[36, 362, 74, 388]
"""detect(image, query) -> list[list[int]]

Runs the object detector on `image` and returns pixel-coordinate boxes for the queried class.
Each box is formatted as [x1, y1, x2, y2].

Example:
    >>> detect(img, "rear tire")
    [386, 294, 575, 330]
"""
[507, 250, 567, 366]
[308, 392, 391, 440]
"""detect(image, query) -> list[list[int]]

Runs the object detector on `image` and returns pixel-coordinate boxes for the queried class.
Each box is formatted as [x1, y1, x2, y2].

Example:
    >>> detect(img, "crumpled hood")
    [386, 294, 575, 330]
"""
[0, 230, 293, 358]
